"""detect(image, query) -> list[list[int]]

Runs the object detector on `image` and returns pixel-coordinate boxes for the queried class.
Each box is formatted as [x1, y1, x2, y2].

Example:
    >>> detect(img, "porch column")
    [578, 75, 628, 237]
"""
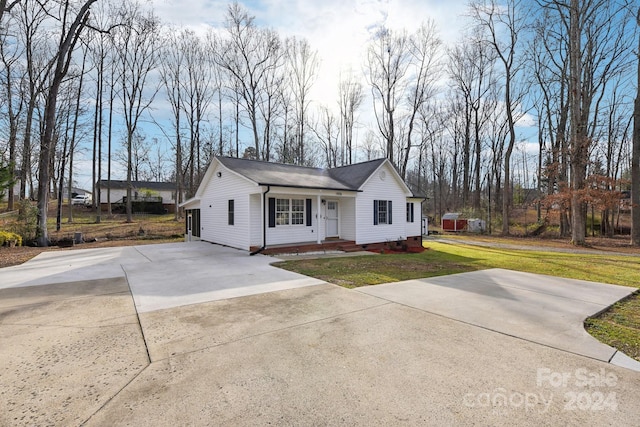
[316, 194, 322, 244]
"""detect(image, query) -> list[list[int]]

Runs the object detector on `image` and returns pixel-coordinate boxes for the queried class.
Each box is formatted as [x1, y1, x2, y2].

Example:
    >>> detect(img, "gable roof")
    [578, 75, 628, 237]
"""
[327, 159, 387, 189]
[98, 180, 175, 192]
[216, 157, 389, 192]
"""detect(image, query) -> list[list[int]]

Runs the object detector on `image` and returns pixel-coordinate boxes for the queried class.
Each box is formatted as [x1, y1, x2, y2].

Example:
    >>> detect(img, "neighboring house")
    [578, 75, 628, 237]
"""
[97, 180, 180, 213]
[64, 186, 91, 200]
[180, 156, 424, 252]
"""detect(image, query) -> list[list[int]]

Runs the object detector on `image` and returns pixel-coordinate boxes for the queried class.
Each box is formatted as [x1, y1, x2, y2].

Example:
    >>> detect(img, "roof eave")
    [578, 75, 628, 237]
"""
[257, 183, 362, 192]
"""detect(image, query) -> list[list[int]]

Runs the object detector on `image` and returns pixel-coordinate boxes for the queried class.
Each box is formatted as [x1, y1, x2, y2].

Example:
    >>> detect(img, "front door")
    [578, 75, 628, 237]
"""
[326, 201, 339, 237]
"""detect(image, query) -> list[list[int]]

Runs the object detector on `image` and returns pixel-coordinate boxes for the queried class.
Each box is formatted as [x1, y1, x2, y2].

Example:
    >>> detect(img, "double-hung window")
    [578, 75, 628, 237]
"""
[291, 199, 305, 225]
[275, 198, 305, 226]
[269, 198, 312, 228]
[276, 198, 290, 225]
[228, 200, 234, 225]
[373, 200, 392, 225]
[406, 202, 414, 223]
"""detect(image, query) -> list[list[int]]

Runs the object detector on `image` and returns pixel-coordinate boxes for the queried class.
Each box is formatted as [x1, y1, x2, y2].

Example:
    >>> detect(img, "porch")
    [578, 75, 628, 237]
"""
[253, 239, 359, 255]
[252, 235, 424, 256]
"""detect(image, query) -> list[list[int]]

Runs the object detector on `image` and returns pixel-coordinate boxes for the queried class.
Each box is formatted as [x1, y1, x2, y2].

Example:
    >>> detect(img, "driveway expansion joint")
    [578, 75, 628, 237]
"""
[148, 301, 393, 363]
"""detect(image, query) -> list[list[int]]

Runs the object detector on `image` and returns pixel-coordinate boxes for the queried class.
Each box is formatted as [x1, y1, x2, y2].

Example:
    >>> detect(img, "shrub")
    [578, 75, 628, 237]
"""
[0, 230, 22, 247]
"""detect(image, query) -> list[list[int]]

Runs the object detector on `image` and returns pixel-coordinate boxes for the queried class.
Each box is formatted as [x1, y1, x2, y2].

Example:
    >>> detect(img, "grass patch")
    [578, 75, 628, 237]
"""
[281, 250, 476, 288]
[46, 211, 184, 243]
[276, 241, 640, 288]
[585, 292, 640, 361]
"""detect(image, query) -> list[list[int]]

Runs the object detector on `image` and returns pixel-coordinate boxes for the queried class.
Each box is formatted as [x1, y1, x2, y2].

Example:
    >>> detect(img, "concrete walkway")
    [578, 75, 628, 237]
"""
[2, 242, 640, 425]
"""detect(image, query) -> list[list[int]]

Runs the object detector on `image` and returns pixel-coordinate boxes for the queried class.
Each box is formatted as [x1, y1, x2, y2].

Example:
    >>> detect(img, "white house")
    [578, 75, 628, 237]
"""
[180, 156, 425, 253]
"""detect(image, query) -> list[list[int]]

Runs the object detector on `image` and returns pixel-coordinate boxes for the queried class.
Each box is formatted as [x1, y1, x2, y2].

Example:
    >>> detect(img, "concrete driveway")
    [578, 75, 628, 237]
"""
[1, 242, 640, 426]
[357, 269, 640, 370]
[0, 242, 326, 312]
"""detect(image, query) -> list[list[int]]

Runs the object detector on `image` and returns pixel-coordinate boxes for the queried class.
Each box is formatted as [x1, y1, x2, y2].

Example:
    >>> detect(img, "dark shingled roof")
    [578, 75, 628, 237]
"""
[98, 180, 175, 191]
[216, 157, 387, 191]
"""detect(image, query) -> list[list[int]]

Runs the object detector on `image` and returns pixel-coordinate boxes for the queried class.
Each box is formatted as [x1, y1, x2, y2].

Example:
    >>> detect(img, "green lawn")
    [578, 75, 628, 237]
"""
[275, 241, 640, 288]
[275, 240, 640, 360]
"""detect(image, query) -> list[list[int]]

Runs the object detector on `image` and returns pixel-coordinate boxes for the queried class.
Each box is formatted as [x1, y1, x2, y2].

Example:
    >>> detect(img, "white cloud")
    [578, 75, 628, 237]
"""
[150, 0, 468, 108]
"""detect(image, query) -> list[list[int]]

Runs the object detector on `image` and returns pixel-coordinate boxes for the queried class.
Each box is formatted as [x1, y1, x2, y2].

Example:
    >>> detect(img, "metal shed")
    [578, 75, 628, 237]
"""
[442, 213, 467, 232]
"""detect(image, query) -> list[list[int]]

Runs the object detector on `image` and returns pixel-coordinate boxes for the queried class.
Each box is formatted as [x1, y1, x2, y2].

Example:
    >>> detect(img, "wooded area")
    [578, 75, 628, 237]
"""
[0, 0, 639, 246]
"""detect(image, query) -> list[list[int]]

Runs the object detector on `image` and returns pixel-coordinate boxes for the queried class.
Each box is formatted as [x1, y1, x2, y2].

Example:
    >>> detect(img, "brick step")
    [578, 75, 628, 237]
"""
[261, 241, 356, 255]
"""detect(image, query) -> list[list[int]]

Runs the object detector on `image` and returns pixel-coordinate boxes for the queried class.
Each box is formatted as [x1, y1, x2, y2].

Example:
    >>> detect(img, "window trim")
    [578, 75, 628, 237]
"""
[228, 199, 234, 225]
[374, 200, 392, 225]
[406, 202, 414, 223]
[274, 197, 307, 227]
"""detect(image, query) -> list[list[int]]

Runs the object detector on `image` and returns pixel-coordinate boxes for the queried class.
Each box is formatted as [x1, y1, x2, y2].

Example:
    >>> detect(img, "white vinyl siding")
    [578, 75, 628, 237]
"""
[250, 194, 262, 247]
[406, 198, 422, 238]
[355, 163, 408, 245]
[266, 193, 317, 245]
[98, 187, 176, 205]
[199, 164, 257, 250]
[339, 197, 356, 241]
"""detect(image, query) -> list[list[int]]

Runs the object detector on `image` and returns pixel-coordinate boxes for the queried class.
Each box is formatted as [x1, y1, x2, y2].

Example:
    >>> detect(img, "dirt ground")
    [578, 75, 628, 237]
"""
[0, 237, 183, 268]
[1, 208, 185, 268]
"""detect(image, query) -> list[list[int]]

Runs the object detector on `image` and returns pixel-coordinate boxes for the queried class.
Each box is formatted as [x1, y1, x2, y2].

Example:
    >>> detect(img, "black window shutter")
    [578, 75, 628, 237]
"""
[228, 200, 234, 225]
[268, 197, 276, 228]
[411, 203, 415, 222]
[373, 200, 379, 225]
[306, 198, 312, 226]
[388, 200, 392, 224]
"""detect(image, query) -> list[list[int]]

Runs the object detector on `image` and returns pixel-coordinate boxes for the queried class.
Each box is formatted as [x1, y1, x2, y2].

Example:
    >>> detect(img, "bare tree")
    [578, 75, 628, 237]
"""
[400, 21, 442, 179]
[0, 19, 24, 211]
[530, 4, 572, 235]
[215, 2, 281, 161]
[181, 29, 215, 190]
[632, 7, 640, 246]
[35, 0, 99, 246]
[311, 105, 340, 167]
[471, 0, 526, 235]
[286, 36, 319, 165]
[565, 0, 633, 245]
[112, 1, 160, 222]
[62, 43, 89, 226]
[447, 36, 495, 209]
[159, 27, 186, 217]
[16, 0, 48, 201]
[338, 71, 364, 166]
[115, 131, 151, 182]
[366, 27, 409, 166]
[257, 43, 285, 162]
[87, 1, 116, 224]
[0, 0, 19, 24]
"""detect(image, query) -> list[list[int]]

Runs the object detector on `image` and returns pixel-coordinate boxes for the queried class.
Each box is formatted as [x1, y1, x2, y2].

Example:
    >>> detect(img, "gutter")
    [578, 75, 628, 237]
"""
[256, 182, 362, 192]
[250, 185, 271, 256]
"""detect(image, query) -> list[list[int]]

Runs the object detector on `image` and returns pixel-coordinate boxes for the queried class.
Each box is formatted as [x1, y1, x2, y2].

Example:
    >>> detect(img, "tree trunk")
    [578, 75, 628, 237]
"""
[569, 0, 586, 245]
[126, 131, 133, 223]
[35, 0, 97, 247]
[631, 8, 640, 246]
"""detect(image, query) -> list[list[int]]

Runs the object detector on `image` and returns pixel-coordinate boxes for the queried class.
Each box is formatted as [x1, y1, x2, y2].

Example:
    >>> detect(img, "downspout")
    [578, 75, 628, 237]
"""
[250, 185, 271, 256]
